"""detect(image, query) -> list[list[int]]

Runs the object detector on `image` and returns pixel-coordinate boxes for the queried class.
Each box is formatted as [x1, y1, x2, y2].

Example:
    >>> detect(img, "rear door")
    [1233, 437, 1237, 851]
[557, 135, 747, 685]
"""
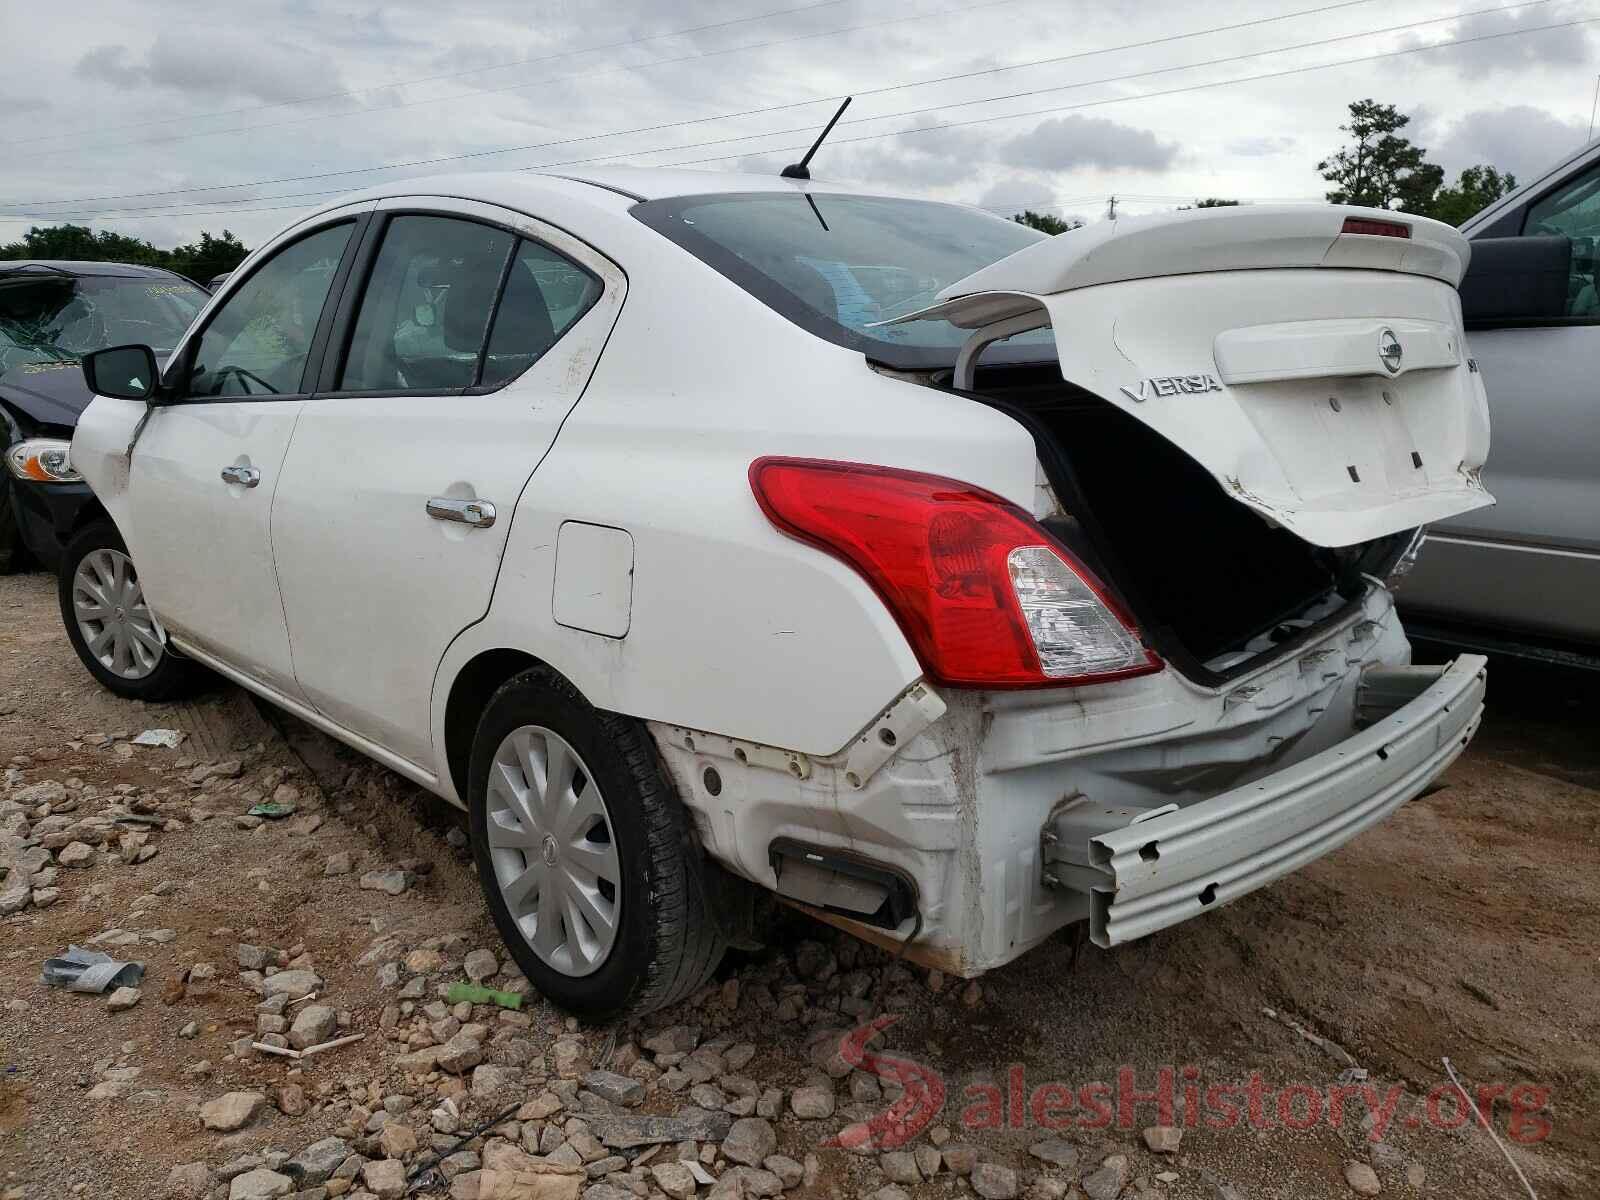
[270, 198, 625, 768]
[111, 214, 365, 693]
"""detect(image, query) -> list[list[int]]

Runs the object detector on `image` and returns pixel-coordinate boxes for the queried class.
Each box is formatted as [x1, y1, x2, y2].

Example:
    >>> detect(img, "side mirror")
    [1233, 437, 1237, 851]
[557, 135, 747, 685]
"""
[83, 344, 161, 402]
[1459, 236, 1572, 328]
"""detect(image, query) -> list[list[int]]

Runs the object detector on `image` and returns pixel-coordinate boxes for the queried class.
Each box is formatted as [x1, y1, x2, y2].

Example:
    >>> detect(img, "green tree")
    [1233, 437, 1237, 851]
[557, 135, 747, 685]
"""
[1180, 198, 1242, 209]
[1012, 210, 1083, 235]
[0, 223, 251, 283]
[1427, 165, 1518, 227]
[167, 230, 250, 282]
[1318, 99, 1443, 212]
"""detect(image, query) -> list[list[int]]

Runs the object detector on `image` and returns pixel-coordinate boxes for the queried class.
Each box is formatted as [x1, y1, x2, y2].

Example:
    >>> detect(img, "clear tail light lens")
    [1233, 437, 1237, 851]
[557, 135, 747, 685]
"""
[749, 457, 1162, 688]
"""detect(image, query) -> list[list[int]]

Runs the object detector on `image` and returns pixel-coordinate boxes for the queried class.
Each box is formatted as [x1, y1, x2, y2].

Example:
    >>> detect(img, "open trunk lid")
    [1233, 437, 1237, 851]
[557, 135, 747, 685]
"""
[886, 204, 1493, 549]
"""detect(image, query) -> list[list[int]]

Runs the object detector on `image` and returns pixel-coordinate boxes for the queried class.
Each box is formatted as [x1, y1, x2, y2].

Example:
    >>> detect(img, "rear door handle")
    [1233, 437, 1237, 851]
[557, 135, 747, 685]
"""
[221, 465, 260, 488]
[426, 497, 497, 528]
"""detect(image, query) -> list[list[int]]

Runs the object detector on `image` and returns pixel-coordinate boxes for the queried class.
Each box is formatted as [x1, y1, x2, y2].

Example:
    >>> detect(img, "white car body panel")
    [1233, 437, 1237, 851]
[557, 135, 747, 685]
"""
[68, 170, 1491, 978]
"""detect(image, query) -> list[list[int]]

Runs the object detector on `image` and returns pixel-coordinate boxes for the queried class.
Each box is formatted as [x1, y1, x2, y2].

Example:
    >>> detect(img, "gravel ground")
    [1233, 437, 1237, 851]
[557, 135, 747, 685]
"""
[1, 568, 1596, 1200]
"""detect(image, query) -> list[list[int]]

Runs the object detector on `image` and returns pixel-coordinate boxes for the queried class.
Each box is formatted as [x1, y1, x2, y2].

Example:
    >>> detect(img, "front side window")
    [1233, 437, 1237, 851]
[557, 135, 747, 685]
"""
[1523, 163, 1600, 319]
[339, 216, 514, 392]
[184, 222, 353, 397]
[632, 192, 1055, 369]
[0, 272, 206, 381]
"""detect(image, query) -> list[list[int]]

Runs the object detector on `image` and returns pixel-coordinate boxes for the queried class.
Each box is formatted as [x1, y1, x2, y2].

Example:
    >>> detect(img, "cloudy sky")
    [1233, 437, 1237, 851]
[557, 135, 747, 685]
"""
[1, 0, 1595, 248]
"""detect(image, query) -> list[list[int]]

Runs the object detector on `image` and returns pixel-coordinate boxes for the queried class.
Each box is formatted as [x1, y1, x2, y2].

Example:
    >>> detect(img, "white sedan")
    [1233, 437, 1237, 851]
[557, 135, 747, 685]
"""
[67, 168, 1491, 1017]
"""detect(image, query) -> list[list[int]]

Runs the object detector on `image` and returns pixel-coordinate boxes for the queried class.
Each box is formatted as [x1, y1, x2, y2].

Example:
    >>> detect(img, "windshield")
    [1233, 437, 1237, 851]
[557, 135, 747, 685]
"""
[632, 192, 1058, 369]
[0, 272, 206, 379]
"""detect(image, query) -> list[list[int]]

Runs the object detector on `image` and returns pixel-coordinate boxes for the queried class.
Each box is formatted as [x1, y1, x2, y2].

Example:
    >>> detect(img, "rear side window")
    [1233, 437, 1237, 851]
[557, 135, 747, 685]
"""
[339, 216, 514, 392]
[1523, 163, 1600, 319]
[480, 240, 602, 389]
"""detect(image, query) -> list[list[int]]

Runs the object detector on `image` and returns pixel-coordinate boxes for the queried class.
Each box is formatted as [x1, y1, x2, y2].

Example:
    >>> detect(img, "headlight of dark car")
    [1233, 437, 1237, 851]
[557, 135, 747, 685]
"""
[5, 438, 83, 484]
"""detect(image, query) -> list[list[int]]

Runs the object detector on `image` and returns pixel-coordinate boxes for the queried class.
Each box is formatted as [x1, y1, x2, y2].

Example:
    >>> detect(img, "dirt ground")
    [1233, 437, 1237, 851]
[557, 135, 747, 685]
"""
[1, 567, 1596, 1200]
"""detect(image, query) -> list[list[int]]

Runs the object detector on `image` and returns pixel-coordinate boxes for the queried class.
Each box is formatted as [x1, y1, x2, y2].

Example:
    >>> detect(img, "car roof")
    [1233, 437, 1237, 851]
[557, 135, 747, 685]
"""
[0, 259, 188, 279]
[327, 166, 932, 211]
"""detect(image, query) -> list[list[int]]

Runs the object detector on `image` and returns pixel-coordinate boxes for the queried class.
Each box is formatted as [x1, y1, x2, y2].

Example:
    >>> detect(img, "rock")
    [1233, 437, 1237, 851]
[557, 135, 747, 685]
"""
[0, 885, 28, 914]
[724, 1167, 782, 1197]
[472, 1064, 522, 1102]
[1027, 1140, 1077, 1171]
[285, 1137, 350, 1186]
[1344, 1162, 1381, 1196]
[721, 1117, 777, 1167]
[58, 840, 95, 867]
[32, 886, 59, 908]
[763, 1156, 803, 1189]
[229, 1168, 293, 1199]
[789, 1085, 834, 1119]
[650, 1162, 698, 1199]
[552, 1038, 585, 1077]
[202, 1091, 267, 1132]
[289, 1004, 339, 1049]
[405, 948, 443, 975]
[1142, 1126, 1181, 1154]
[276, 1083, 307, 1116]
[324, 851, 353, 877]
[360, 869, 410, 896]
[582, 1069, 644, 1107]
[880, 1152, 922, 1185]
[970, 1164, 1017, 1200]
[106, 986, 142, 1012]
[261, 969, 322, 1000]
[793, 941, 834, 980]
[590, 1109, 733, 1150]
[166, 1162, 212, 1199]
[437, 1032, 485, 1075]
[941, 1146, 978, 1177]
[378, 1123, 418, 1158]
[1404, 1164, 1426, 1188]
[191, 759, 243, 783]
[960, 980, 982, 1008]
[237, 944, 270, 971]
[361, 1159, 408, 1199]
[914, 1147, 941, 1180]
[464, 948, 499, 981]
[1080, 1156, 1130, 1200]
[641, 1026, 698, 1056]
[866, 1188, 909, 1200]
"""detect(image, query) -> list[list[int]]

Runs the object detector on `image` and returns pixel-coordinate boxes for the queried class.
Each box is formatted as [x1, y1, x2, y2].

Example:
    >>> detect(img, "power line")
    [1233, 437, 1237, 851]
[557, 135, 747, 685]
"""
[1, 0, 1540, 217]
[2, 7, 1586, 226]
[15, 0, 1035, 163]
[0, 0, 859, 147]
[641, 11, 1599, 170]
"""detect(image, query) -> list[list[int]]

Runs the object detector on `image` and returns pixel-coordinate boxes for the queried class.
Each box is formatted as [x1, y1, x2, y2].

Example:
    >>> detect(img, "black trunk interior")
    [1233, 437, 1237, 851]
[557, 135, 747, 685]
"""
[963, 365, 1406, 683]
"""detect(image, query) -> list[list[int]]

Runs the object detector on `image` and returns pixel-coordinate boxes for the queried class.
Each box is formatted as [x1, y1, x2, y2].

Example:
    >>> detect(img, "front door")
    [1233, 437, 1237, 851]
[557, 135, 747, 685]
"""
[122, 217, 362, 695]
[270, 200, 625, 767]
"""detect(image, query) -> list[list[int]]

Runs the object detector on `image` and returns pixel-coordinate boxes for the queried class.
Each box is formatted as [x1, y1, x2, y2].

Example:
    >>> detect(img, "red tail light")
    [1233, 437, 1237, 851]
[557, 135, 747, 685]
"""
[1341, 216, 1411, 239]
[749, 457, 1162, 688]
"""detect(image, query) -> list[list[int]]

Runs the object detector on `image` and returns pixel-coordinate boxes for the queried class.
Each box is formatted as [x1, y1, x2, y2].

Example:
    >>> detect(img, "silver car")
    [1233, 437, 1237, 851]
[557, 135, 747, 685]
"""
[1400, 137, 1600, 664]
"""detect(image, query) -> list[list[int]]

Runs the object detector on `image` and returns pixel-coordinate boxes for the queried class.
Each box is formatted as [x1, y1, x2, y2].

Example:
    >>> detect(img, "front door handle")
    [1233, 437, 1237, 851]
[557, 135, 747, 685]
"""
[426, 497, 497, 528]
[221, 464, 260, 488]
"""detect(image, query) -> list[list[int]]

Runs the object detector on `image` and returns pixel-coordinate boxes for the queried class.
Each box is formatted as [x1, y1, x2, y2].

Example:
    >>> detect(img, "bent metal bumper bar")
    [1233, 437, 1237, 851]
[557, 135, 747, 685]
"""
[1043, 655, 1488, 947]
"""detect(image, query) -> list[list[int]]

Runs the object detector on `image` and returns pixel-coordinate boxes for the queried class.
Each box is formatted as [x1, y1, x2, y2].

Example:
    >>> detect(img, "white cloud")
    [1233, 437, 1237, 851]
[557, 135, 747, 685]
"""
[1431, 105, 1592, 183]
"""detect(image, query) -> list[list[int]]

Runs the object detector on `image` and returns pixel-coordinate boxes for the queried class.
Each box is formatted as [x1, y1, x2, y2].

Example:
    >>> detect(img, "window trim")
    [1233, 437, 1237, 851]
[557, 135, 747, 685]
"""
[161, 214, 369, 406]
[312, 207, 603, 402]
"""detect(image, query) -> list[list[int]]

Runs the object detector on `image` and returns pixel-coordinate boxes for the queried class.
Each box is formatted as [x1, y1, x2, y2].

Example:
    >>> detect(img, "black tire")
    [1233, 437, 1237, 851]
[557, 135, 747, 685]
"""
[467, 667, 727, 1020]
[57, 521, 207, 701]
[0, 478, 26, 575]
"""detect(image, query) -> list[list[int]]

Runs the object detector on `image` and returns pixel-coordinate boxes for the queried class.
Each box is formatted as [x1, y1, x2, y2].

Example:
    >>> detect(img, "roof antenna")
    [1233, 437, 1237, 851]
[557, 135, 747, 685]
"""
[781, 96, 852, 180]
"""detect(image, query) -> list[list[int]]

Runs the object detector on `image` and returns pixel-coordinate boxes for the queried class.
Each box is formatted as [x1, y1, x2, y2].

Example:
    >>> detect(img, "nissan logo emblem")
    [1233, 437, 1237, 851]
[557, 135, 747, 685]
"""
[1378, 328, 1403, 374]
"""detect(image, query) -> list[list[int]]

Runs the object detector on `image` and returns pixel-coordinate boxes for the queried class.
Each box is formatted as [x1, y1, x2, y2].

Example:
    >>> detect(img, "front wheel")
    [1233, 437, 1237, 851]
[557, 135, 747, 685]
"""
[57, 522, 207, 701]
[467, 667, 727, 1020]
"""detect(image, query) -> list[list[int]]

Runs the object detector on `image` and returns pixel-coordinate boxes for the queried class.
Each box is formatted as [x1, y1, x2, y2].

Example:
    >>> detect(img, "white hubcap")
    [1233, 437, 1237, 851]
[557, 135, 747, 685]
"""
[72, 548, 164, 680]
[485, 725, 621, 977]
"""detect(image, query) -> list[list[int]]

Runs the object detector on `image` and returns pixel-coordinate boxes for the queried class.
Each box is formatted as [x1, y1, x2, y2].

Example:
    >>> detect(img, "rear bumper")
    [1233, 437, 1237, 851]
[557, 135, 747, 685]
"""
[1075, 654, 1486, 946]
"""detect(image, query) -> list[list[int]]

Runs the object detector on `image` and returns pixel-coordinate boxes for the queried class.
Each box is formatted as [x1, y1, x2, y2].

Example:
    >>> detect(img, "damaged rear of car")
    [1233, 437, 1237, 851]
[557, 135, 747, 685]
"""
[636, 191, 1490, 974]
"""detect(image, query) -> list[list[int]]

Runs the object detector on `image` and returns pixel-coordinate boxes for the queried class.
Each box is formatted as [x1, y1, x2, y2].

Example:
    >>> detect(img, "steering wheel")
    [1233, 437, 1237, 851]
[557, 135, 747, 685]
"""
[211, 364, 281, 395]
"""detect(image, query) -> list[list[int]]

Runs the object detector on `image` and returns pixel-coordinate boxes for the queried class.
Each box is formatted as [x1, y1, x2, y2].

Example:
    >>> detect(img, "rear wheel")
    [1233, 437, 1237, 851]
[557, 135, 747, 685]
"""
[57, 522, 206, 700]
[467, 667, 727, 1020]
